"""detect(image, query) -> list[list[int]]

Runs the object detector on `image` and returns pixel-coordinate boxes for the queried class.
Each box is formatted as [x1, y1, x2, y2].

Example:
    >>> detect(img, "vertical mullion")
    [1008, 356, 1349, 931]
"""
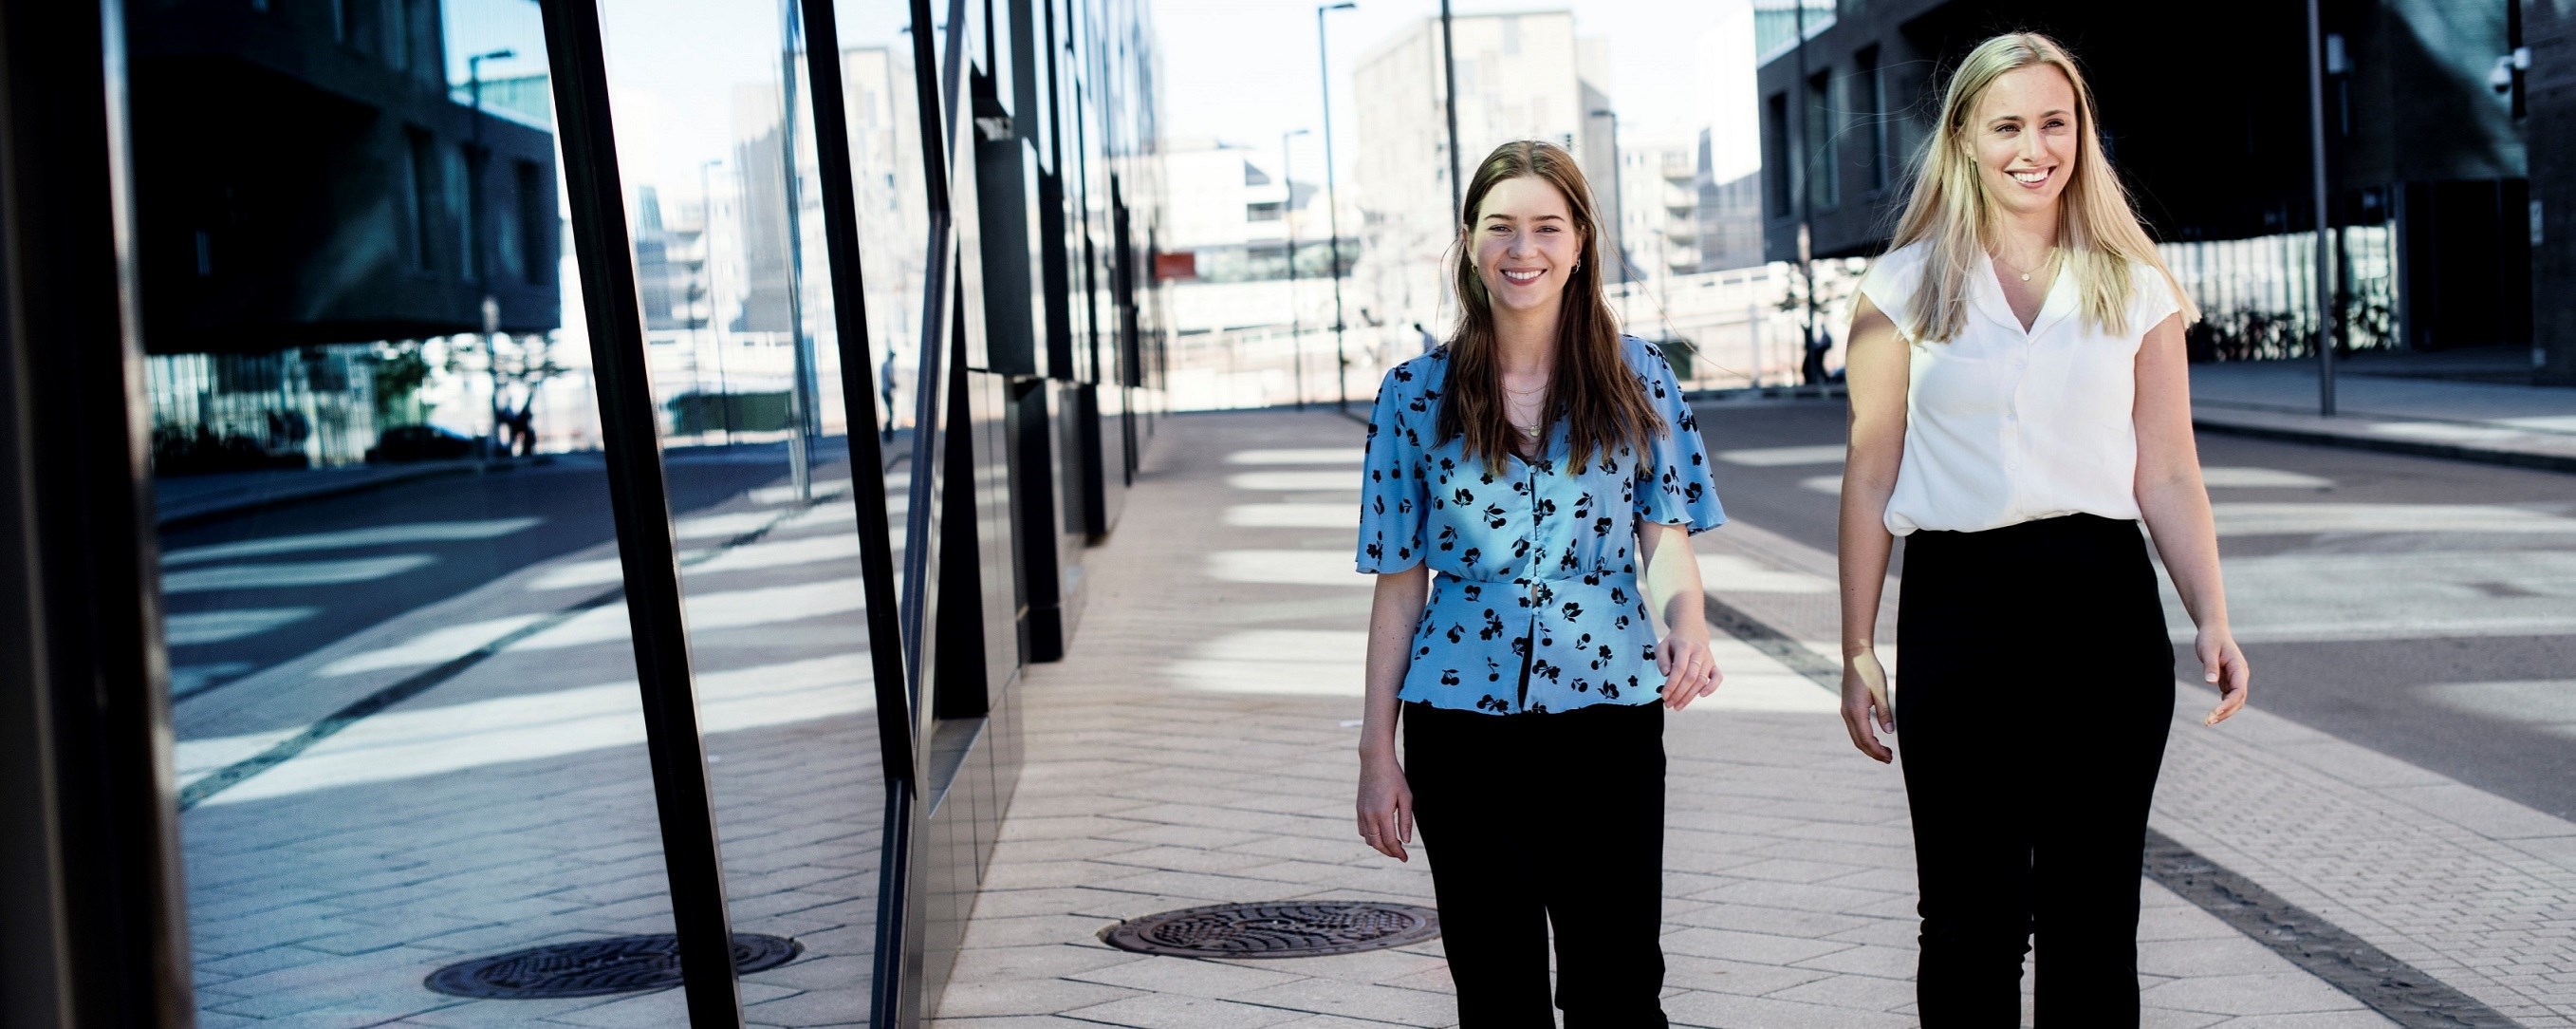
[795, 0, 913, 800]
[534, 0, 743, 1023]
[787, 0, 936, 1021]
[869, 0, 968, 1020]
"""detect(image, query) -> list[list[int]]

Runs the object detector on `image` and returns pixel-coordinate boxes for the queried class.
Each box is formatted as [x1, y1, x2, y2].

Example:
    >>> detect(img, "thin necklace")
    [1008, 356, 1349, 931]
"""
[1994, 245, 2059, 283]
[1504, 379, 1547, 437]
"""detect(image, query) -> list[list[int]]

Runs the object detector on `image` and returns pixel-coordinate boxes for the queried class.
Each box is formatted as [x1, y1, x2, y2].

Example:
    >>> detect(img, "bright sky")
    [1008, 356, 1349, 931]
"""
[441, 0, 1751, 195]
[1156, 0, 1747, 175]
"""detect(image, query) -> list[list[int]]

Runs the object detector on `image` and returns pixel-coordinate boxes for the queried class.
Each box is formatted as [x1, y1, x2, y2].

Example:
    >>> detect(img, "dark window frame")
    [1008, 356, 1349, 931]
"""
[1765, 91, 1791, 217]
[1806, 68, 1839, 213]
[403, 126, 436, 272]
[1857, 45, 1887, 195]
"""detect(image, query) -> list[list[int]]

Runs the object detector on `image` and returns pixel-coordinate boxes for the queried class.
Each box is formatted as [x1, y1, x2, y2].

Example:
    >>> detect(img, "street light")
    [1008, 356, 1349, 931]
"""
[1791, 1, 1823, 384]
[698, 157, 733, 445]
[467, 48, 514, 456]
[1318, 1, 1357, 413]
[1589, 107, 1627, 330]
[1283, 128, 1310, 410]
[1439, 1, 1462, 226]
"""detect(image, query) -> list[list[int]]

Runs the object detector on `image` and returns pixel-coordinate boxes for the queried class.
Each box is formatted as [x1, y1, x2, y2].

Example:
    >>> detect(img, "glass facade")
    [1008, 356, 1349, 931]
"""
[0, 0, 1166, 1023]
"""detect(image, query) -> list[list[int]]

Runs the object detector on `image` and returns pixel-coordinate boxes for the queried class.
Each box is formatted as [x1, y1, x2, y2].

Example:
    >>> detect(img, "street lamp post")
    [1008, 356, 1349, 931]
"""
[1439, 1, 1462, 224]
[1791, 2, 1822, 384]
[2306, 0, 2338, 416]
[467, 47, 514, 458]
[1589, 107, 1626, 330]
[1319, 1, 1357, 412]
[1283, 128, 1310, 410]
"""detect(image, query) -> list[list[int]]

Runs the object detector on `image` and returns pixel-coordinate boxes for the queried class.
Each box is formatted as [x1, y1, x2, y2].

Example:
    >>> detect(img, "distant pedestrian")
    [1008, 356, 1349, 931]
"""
[880, 348, 899, 440]
[1835, 33, 2249, 1026]
[506, 403, 536, 456]
[1412, 320, 1437, 355]
[1354, 140, 1726, 1027]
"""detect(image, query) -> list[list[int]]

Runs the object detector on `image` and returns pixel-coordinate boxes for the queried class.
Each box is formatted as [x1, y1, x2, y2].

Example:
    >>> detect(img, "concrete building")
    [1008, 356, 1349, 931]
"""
[1756, 0, 2559, 374]
[1615, 138, 1703, 282]
[1351, 10, 1619, 337]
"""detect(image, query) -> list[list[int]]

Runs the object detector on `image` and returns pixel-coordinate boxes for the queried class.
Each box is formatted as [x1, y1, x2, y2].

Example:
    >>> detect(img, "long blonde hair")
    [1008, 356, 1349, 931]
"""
[1440, 140, 1661, 474]
[1888, 32, 2197, 343]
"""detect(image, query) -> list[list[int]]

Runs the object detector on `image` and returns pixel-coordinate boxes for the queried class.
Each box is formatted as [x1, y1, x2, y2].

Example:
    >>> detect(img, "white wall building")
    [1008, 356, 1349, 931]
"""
[1350, 11, 1618, 340]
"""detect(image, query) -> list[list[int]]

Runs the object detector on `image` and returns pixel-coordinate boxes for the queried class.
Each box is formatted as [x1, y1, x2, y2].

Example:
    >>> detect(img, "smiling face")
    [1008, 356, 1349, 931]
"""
[1471, 175, 1585, 315]
[1967, 63, 2081, 220]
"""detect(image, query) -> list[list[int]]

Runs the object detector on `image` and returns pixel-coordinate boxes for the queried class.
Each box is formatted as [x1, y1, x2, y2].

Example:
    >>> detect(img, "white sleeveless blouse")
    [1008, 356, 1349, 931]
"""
[1856, 240, 2185, 536]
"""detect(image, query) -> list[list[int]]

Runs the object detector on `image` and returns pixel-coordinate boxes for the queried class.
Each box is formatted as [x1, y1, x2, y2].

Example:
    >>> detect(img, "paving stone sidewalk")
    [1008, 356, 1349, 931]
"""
[2188, 361, 2576, 471]
[933, 407, 2399, 1028]
[1696, 516, 2576, 1028]
[174, 458, 899, 1027]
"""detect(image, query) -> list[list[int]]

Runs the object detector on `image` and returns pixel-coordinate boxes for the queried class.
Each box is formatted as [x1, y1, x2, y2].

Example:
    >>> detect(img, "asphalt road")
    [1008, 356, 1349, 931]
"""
[1692, 398, 2576, 820]
[156, 440, 849, 710]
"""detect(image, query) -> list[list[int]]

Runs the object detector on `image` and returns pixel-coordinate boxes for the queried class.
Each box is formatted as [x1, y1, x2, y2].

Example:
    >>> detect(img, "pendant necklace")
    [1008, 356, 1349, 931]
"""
[1996, 245, 2058, 283]
[1505, 377, 1548, 438]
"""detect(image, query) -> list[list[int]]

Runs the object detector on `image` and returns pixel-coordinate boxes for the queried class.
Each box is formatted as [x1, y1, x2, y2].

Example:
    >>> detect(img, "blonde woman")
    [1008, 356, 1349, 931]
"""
[1836, 33, 2250, 1023]
[1354, 140, 1725, 1026]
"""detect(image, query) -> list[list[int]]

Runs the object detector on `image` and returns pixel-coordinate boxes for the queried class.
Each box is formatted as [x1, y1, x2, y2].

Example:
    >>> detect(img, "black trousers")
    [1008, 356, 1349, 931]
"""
[1896, 514, 2178, 1026]
[1402, 700, 1669, 1029]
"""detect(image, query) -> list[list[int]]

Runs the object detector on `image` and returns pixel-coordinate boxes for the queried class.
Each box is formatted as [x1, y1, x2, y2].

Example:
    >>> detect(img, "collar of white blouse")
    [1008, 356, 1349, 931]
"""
[1971, 249, 2080, 339]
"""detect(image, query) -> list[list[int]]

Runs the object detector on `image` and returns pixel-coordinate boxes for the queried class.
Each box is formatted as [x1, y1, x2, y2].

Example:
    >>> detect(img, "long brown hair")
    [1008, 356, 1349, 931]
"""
[1438, 140, 1662, 474]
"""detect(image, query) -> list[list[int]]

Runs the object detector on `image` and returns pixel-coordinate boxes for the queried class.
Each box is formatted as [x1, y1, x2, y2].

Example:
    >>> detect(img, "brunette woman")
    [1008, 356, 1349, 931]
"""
[1350, 140, 1727, 1027]
[1837, 33, 2252, 1025]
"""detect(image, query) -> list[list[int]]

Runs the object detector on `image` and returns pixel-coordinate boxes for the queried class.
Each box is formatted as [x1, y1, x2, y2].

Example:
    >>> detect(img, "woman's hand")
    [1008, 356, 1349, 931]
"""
[1658, 626, 1723, 711]
[2196, 624, 2250, 725]
[1841, 649, 1894, 763]
[1355, 750, 1414, 862]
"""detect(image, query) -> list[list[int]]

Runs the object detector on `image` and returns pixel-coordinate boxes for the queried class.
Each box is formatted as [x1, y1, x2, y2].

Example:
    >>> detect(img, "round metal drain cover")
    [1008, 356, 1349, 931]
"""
[1101, 902, 1440, 958]
[425, 933, 802, 999]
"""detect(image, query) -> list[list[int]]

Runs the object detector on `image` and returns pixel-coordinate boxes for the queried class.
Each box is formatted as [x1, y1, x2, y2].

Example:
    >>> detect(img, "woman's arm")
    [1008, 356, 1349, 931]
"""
[2132, 313, 2249, 725]
[1357, 564, 1427, 861]
[1639, 520, 1721, 710]
[1838, 294, 1908, 762]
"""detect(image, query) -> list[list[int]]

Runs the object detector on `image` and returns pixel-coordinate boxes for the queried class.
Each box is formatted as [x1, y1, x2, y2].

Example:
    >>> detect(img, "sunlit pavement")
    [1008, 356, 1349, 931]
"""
[174, 453, 898, 1027]
[160, 402, 2576, 1026]
[925, 405, 2576, 1028]
[2187, 360, 2576, 469]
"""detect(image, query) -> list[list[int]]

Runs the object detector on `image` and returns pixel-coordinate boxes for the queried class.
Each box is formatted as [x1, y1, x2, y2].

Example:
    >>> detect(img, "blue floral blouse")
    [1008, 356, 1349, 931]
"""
[1355, 336, 1726, 716]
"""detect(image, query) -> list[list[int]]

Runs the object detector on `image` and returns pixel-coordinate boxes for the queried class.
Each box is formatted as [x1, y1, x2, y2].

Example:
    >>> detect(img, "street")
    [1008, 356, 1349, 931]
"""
[1693, 398, 2576, 820]
[157, 440, 847, 710]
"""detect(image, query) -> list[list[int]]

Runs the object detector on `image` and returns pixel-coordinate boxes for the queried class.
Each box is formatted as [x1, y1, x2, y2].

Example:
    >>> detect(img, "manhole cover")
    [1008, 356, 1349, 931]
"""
[425, 933, 803, 999]
[1100, 902, 1440, 958]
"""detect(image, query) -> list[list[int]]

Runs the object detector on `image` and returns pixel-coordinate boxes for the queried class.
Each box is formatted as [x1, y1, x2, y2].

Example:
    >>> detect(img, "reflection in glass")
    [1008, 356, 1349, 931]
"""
[596, 0, 921, 1016]
[123, 0, 738, 1020]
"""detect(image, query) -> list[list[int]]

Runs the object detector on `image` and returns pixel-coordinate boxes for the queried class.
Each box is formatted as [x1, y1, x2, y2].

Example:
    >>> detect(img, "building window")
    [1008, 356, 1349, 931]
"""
[516, 159, 548, 285]
[1766, 92, 1790, 217]
[403, 127, 436, 271]
[1858, 46, 1886, 194]
[336, 0, 377, 54]
[448, 145, 480, 282]
[385, 0, 407, 70]
[1246, 200, 1283, 222]
[1806, 69, 1839, 212]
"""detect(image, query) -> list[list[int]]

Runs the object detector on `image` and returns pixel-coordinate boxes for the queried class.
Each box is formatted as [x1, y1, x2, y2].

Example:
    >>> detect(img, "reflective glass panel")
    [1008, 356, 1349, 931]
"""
[596, 0, 922, 1016]
[132, 0, 705, 1020]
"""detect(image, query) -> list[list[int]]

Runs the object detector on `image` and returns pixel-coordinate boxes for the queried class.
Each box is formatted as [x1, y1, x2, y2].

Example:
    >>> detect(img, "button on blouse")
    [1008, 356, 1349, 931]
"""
[1858, 240, 2185, 536]
[1354, 336, 1726, 716]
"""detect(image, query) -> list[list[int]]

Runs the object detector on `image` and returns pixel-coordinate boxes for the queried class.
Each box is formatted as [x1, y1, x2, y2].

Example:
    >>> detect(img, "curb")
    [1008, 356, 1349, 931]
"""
[155, 461, 500, 533]
[1685, 384, 1847, 404]
[2191, 418, 2576, 476]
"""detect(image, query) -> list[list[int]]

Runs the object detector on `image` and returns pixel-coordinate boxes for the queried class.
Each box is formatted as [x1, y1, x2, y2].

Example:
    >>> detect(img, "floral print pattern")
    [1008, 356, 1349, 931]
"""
[1356, 336, 1726, 715]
